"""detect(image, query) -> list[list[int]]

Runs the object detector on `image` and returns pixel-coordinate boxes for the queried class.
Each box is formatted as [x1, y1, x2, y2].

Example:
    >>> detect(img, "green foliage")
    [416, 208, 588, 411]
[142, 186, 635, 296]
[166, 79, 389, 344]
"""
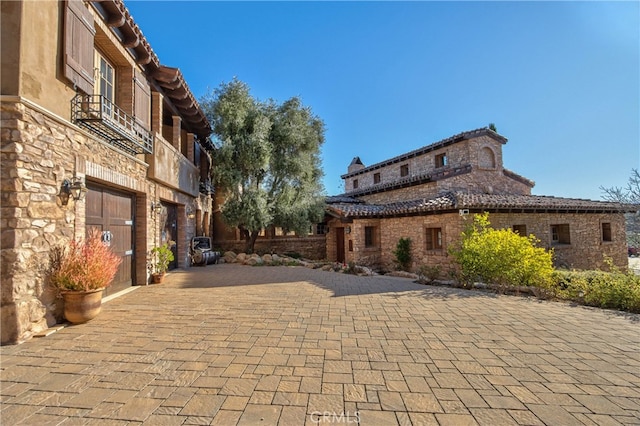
[550, 262, 640, 313]
[488, 123, 497, 132]
[393, 237, 412, 271]
[450, 212, 554, 287]
[417, 264, 441, 283]
[200, 79, 326, 252]
[151, 243, 175, 274]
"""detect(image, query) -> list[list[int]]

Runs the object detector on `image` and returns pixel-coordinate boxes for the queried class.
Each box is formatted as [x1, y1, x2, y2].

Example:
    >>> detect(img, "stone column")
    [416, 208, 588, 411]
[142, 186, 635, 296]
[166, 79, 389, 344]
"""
[151, 91, 163, 136]
[186, 133, 195, 164]
[172, 116, 181, 151]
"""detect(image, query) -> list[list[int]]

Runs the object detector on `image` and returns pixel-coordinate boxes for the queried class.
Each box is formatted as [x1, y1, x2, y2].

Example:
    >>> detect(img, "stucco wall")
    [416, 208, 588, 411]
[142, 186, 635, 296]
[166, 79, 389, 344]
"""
[15, 1, 76, 119]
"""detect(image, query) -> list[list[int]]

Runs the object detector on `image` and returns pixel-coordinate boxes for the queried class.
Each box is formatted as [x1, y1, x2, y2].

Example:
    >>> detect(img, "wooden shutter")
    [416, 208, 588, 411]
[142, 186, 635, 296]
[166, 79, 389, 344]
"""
[134, 69, 151, 129]
[64, 0, 95, 94]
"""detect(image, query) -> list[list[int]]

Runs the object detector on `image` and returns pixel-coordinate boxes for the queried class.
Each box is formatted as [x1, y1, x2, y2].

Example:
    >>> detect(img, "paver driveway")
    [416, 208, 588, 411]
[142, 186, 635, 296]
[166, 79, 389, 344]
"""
[1, 264, 639, 425]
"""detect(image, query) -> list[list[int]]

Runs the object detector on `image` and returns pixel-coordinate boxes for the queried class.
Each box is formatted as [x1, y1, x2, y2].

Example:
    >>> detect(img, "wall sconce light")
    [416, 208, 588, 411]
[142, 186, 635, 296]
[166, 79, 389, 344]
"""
[186, 206, 196, 219]
[346, 226, 351, 234]
[60, 177, 87, 206]
[151, 201, 165, 216]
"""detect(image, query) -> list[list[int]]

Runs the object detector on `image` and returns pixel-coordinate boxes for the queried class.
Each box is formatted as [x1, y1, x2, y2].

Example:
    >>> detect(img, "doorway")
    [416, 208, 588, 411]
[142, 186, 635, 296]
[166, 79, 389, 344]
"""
[85, 185, 135, 296]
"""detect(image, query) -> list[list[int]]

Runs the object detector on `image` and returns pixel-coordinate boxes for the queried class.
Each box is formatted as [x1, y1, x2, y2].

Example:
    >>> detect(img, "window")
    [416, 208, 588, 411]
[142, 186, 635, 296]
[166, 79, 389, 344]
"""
[313, 223, 327, 235]
[374, 173, 381, 184]
[95, 51, 115, 103]
[551, 224, 571, 244]
[602, 223, 612, 242]
[512, 225, 527, 235]
[353, 179, 358, 189]
[400, 164, 409, 177]
[435, 153, 448, 168]
[426, 227, 443, 250]
[365, 226, 377, 248]
[95, 51, 115, 119]
[348, 240, 353, 252]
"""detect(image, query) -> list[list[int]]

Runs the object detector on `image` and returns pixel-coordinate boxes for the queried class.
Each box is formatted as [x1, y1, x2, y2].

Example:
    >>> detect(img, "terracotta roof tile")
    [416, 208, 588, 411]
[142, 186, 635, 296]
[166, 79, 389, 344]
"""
[326, 191, 637, 218]
[341, 127, 505, 178]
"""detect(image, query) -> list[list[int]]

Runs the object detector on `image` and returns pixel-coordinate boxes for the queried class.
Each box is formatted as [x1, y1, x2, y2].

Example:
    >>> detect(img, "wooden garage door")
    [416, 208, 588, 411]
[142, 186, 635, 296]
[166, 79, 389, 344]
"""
[86, 185, 134, 296]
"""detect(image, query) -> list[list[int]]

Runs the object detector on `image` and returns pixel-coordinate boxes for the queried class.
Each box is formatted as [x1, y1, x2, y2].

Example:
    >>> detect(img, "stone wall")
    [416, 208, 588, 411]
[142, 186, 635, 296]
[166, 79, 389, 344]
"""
[1, 99, 146, 343]
[344, 135, 523, 195]
[327, 211, 628, 275]
[1, 98, 211, 344]
[346, 134, 531, 205]
[214, 236, 327, 260]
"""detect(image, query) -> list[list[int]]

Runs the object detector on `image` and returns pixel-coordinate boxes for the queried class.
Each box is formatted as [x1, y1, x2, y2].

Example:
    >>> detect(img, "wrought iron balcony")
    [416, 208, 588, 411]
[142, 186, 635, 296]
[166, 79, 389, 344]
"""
[71, 94, 152, 155]
[199, 179, 215, 195]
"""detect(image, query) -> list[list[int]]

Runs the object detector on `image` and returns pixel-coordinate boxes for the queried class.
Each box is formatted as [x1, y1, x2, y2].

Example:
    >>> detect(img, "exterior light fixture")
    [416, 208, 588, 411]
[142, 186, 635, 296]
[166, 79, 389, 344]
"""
[186, 206, 196, 219]
[151, 201, 166, 217]
[60, 178, 87, 205]
[346, 226, 351, 234]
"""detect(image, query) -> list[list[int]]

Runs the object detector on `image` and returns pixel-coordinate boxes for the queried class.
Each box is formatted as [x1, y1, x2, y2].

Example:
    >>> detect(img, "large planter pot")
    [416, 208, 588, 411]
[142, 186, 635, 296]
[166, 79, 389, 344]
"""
[61, 288, 104, 324]
[151, 272, 165, 284]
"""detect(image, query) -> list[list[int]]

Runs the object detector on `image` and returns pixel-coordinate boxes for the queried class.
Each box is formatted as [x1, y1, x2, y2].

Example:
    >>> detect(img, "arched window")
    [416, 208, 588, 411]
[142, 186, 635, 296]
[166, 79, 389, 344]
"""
[479, 147, 496, 169]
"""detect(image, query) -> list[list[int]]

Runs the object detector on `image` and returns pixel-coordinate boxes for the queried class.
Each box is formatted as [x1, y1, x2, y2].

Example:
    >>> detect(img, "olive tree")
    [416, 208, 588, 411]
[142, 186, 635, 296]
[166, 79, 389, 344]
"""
[200, 79, 326, 253]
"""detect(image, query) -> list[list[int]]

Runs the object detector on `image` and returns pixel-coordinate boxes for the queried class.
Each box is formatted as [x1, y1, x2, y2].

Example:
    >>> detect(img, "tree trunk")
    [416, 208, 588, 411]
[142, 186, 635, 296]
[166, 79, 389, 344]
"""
[246, 230, 259, 254]
[238, 225, 260, 254]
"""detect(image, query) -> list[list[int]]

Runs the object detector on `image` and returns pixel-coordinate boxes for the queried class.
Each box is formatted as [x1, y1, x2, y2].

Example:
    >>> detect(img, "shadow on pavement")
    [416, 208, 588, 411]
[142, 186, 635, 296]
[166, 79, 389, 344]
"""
[167, 263, 501, 301]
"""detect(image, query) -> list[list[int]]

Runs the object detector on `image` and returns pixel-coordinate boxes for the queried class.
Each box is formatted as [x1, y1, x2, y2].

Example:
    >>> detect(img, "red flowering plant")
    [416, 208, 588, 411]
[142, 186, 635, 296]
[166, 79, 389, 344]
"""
[48, 228, 122, 292]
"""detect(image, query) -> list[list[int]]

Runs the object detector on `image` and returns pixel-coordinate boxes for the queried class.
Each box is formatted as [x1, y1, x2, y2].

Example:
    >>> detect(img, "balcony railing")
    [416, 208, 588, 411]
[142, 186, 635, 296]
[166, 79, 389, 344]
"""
[199, 179, 215, 195]
[71, 94, 152, 155]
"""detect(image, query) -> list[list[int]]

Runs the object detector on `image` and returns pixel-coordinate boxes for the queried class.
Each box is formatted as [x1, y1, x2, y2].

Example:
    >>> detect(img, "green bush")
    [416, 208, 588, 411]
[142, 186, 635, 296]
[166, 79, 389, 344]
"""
[417, 264, 441, 283]
[551, 267, 640, 313]
[393, 237, 412, 271]
[450, 213, 554, 288]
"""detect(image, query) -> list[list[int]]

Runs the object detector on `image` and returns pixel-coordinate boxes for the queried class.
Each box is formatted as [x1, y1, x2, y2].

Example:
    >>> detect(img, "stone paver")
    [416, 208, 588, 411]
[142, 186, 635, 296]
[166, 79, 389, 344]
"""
[1, 263, 639, 425]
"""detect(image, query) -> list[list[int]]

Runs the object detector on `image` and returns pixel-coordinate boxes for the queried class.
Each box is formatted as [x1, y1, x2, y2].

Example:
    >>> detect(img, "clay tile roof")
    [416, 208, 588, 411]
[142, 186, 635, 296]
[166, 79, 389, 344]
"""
[454, 192, 637, 212]
[326, 195, 362, 204]
[326, 191, 637, 219]
[341, 127, 505, 179]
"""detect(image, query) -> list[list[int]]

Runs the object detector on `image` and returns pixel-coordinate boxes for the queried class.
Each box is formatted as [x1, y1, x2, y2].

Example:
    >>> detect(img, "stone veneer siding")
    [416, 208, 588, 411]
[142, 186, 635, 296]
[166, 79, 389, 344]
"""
[1, 98, 206, 344]
[327, 211, 627, 274]
[215, 236, 326, 260]
[356, 169, 532, 205]
[344, 136, 512, 192]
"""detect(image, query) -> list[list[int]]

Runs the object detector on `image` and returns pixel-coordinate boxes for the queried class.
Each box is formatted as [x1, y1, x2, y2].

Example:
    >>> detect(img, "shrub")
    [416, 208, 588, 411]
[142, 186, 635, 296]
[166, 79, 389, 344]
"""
[150, 243, 174, 274]
[393, 237, 412, 271]
[48, 229, 122, 292]
[417, 264, 441, 284]
[450, 212, 554, 288]
[551, 265, 640, 313]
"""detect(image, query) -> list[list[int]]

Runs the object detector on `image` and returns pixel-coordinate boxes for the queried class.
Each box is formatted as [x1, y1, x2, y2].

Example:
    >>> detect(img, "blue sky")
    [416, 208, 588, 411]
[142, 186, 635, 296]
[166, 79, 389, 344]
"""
[126, 1, 639, 200]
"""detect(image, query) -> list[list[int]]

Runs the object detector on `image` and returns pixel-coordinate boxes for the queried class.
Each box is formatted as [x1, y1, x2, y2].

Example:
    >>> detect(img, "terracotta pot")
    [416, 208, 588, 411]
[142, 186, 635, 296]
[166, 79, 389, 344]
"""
[61, 288, 104, 324]
[151, 272, 165, 284]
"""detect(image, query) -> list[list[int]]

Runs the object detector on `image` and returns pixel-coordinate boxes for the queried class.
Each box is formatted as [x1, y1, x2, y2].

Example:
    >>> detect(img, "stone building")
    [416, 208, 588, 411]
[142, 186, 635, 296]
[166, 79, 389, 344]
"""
[326, 128, 634, 272]
[1, 0, 214, 344]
